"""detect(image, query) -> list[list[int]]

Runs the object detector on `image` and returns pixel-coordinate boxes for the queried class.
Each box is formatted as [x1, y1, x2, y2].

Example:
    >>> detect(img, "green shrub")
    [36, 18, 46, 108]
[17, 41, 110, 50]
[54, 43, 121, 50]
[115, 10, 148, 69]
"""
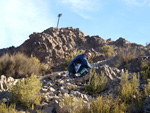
[0, 103, 20, 113]
[0, 53, 42, 78]
[100, 45, 115, 58]
[85, 69, 108, 95]
[112, 99, 127, 113]
[91, 96, 127, 113]
[145, 79, 150, 96]
[60, 95, 140, 113]
[11, 74, 42, 108]
[91, 96, 112, 113]
[59, 96, 90, 113]
[141, 62, 150, 80]
[120, 71, 140, 103]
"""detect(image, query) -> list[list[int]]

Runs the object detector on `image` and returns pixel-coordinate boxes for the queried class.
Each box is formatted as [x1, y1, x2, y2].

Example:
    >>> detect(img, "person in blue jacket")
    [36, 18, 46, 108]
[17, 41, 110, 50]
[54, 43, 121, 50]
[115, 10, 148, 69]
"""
[68, 52, 92, 77]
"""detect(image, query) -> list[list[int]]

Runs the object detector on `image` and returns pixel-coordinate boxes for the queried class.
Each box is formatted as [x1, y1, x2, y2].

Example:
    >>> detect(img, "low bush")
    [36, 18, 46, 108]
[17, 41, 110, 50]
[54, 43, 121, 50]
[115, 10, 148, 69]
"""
[59, 96, 89, 113]
[141, 62, 150, 80]
[91, 96, 112, 113]
[85, 69, 108, 95]
[112, 99, 127, 113]
[120, 71, 140, 103]
[117, 46, 137, 67]
[11, 74, 42, 108]
[100, 45, 115, 58]
[0, 53, 42, 78]
[145, 79, 150, 96]
[119, 71, 144, 112]
[0, 103, 20, 113]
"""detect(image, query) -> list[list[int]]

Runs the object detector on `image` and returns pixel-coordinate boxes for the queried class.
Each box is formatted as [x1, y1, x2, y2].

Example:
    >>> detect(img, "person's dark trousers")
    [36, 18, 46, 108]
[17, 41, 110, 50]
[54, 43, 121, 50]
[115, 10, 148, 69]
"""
[68, 64, 76, 74]
[77, 65, 88, 75]
[68, 64, 88, 76]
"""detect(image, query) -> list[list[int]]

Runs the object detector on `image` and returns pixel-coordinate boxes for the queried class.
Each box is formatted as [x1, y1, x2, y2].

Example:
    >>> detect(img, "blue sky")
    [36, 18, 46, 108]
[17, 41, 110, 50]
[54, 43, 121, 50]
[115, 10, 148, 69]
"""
[0, 0, 150, 49]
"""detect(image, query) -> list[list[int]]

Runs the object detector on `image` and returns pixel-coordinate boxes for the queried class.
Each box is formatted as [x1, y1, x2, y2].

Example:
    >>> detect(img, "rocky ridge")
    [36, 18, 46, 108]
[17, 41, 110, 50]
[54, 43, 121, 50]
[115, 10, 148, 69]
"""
[1, 27, 150, 112]
[0, 27, 148, 67]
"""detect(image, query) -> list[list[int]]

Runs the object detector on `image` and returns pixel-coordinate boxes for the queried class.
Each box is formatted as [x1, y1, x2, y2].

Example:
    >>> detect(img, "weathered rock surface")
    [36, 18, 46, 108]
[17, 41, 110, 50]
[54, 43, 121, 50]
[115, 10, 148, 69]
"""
[0, 27, 149, 68]
[1, 27, 150, 112]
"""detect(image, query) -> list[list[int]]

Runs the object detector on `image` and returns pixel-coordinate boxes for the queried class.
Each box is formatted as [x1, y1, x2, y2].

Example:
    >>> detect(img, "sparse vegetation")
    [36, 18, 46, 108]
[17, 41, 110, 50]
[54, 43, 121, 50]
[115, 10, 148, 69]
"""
[141, 62, 150, 80]
[120, 71, 140, 103]
[117, 46, 137, 67]
[91, 96, 112, 113]
[60, 71, 145, 113]
[0, 53, 42, 78]
[59, 96, 90, 113]
[119, 71, 144, 112]
[11, 74, 42, 108]
[145, 79, 150, 96]
[85, 69, 108, 95]
[100, 45, 115, 58]
[0, 103, 19, 113]
[59, 95, 128, 113]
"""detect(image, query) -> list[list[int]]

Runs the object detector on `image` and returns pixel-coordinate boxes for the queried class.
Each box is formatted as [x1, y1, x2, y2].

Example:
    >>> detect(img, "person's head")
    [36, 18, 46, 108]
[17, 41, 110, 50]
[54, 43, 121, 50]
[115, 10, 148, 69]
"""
[85, 52, 92, 59]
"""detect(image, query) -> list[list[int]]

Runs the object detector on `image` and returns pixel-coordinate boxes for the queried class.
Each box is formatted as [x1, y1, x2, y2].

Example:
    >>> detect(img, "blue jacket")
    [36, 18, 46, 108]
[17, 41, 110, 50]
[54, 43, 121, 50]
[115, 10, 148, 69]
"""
[68, 54, 91, 73]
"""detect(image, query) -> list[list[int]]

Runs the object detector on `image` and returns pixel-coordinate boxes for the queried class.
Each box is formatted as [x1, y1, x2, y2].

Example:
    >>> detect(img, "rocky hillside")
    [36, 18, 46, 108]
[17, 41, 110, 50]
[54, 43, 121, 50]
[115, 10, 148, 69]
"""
[0, 27, 149, 66]
[1, 27, 150, 112]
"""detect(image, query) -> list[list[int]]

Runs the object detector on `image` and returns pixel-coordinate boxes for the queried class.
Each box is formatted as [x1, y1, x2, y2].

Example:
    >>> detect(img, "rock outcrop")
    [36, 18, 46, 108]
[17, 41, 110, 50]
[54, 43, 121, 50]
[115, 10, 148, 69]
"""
[1, 27, 148, 68]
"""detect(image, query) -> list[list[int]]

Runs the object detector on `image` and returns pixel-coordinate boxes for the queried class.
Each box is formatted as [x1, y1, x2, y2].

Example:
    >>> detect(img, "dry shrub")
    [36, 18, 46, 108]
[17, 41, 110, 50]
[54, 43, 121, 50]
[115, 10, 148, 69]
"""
[59, 96, 90, 113]
[11, 74, 42, 108]
[91, 96, 112, 113]
[117, 46, 137, 67]
[0, 53, 42, 78]
[100, 45, 115, 58]
[85, 69, 108, 95]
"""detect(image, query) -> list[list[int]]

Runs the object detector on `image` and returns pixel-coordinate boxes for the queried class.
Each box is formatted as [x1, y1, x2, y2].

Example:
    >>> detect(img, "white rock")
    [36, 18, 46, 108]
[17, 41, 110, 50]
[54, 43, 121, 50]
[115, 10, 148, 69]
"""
[0, 75, 7, 90]
[82, 94, 89, 101]
[7, 77, 14, 82]
[13, 79, 18, 85]
[49, 87, 56, 92]
[42, 88, 48, 93]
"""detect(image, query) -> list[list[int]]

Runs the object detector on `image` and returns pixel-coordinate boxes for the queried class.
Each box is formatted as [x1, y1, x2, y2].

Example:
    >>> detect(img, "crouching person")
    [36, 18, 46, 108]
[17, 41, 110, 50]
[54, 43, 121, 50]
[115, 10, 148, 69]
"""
[68, 51, 92, 78]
